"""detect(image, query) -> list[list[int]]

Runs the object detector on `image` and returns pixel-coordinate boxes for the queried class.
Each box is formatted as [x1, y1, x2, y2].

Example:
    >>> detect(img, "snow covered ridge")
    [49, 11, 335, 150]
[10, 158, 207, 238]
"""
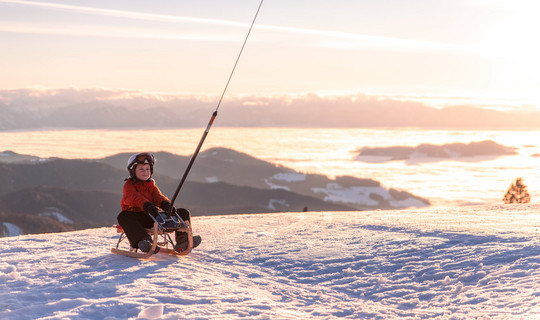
[1, 149, 429, 226]
[1, 222, 23, 237]
[0, 149, 429, 237]
[36, 207, 74, 224]
[195, 148, 429, 211]
[311, 183, 428, 209]
[265, 173, 428, 210]
[1, 204, 538, 319]
[0, 150, 47, 163]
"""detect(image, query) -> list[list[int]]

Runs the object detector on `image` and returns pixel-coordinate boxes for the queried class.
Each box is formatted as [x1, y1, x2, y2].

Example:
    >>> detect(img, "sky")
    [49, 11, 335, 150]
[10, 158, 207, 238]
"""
[1, 0, 540, 110]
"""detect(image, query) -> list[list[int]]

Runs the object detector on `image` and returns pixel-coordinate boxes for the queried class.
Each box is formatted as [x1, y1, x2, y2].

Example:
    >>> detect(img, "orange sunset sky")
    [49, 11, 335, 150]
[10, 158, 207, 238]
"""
[0, 0, 539, 111]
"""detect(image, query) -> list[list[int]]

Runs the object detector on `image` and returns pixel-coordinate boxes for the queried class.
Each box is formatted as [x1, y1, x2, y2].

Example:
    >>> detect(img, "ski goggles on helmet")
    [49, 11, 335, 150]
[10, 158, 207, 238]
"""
[127, 152, 155, 171]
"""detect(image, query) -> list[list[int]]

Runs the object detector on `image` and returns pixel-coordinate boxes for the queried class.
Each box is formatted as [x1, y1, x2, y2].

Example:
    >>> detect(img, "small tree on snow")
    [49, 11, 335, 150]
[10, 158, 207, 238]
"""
[503, 177, 531, 204]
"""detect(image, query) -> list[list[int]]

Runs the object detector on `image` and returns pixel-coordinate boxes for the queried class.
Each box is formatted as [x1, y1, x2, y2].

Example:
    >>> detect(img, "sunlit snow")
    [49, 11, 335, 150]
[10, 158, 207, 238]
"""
[1, 204, 539, 319]
[271, 172, 307, 182]
[205, 176, 219, 183]
[1, 223, 23, 237]
[312, 183, 424, 208]
[38, 207, 74, 224]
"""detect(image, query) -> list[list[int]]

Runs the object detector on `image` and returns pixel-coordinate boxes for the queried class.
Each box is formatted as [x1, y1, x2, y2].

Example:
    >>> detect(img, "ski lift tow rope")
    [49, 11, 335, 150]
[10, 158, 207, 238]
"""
[168, 0, 265, 212]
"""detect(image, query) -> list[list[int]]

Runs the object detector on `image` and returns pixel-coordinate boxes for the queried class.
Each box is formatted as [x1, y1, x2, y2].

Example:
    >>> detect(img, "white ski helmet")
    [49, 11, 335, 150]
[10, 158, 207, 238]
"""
[127, 152, 155, 178]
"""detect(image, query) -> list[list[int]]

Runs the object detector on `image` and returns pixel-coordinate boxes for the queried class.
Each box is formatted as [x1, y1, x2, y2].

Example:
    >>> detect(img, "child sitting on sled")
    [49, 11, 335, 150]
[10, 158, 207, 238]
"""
[117, 152, 201, 253]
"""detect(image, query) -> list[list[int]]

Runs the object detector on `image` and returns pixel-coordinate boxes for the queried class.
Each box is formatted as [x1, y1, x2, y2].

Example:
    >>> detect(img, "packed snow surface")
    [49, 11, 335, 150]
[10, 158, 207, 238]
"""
[1, 205, 539, 319]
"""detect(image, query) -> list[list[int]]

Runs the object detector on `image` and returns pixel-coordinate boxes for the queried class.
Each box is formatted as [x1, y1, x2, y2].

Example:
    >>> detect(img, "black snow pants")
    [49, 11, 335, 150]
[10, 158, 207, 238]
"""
[117, 208, 192, 249]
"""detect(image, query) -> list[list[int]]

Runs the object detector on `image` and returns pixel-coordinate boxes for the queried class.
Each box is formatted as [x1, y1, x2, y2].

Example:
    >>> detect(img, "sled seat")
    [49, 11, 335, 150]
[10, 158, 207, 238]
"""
[114, 212, 192, 235]
[113, 223, 191, 235]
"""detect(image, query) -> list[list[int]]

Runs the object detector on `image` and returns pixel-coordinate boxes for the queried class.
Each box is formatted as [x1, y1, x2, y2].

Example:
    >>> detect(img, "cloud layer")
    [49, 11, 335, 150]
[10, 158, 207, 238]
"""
[1, 88, 540, 130]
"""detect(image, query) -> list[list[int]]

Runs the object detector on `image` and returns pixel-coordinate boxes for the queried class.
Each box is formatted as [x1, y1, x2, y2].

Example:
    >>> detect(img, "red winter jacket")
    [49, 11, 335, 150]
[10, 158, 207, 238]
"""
[121, 178, 169, 212]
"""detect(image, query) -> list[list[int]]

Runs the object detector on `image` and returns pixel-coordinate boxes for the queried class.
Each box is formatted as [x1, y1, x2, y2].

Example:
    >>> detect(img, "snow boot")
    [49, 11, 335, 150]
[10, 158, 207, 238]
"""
[174, 234, 202, 253]
[193, 235, 202, 248]
[177, 208, 191, 223]
[137, 237, 160, 254]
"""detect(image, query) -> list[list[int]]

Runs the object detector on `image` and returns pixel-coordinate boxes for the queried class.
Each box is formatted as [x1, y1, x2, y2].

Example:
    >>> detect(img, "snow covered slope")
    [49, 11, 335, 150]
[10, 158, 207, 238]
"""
[1, 222, 23, 237]
[1, 204, 539, 319]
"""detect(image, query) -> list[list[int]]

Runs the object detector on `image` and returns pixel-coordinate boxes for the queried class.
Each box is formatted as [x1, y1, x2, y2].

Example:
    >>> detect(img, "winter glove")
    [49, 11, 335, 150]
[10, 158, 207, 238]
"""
[143, 201, 159, 216]
[160, 201, 176, 216]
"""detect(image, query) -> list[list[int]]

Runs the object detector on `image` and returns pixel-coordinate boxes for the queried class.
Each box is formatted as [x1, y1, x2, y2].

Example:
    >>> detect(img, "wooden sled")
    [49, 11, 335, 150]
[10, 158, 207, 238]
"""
[111, 214, 193, 259]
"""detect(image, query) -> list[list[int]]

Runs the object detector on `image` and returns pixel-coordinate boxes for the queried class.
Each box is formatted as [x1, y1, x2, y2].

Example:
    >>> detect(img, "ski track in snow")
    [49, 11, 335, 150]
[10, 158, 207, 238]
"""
[1, 205, 539, 319]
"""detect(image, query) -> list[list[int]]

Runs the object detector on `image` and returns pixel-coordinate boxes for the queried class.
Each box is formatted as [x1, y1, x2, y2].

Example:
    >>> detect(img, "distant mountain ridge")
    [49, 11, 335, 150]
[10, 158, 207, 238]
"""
[98, 148, 429, 211]
[0, 148, 428, 236]
[2, 88, 540, 130]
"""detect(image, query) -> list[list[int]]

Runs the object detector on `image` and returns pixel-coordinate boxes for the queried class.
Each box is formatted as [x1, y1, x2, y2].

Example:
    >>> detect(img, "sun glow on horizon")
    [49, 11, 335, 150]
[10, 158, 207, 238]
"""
[478, 2, 540, 103]
[0, 0, 539, 111]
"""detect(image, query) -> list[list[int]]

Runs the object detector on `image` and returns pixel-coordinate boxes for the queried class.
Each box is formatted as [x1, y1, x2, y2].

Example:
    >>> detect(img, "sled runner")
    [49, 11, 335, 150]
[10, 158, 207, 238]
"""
[111, 212, 193, 258]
